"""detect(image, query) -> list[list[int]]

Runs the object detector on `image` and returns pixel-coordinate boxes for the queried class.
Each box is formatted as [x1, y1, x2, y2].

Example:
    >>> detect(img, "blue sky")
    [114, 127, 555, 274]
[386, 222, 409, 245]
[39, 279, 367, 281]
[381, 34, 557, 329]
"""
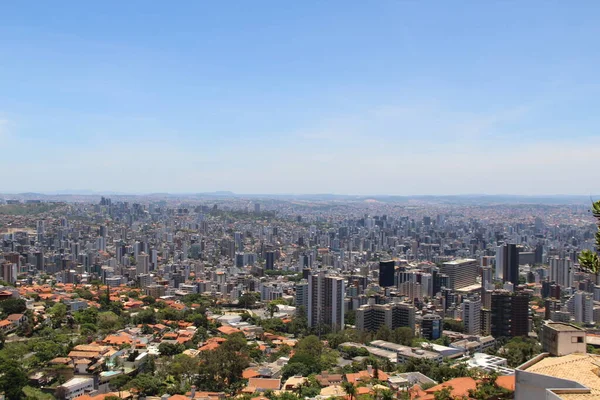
[1, 1, 599, 195]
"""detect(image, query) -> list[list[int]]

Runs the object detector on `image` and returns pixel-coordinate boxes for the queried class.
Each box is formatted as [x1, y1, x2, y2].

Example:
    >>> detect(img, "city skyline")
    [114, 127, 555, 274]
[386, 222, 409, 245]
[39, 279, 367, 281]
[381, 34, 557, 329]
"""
[1, 1, 600, 194]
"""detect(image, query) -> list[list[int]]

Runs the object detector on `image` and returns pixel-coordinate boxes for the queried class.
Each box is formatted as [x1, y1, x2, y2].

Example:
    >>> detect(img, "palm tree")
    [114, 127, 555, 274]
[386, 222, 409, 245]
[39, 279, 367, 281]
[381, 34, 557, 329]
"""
[342, 381, 357, 400]
[578, 200, 600, 284]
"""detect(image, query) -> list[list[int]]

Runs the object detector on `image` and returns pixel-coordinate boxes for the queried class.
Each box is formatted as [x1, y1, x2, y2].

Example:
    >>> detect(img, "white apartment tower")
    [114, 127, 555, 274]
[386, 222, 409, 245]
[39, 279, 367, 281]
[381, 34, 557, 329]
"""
[307, 272, 345, 331]
[549, 257, 573, 288]
[462, 298, 482, 335]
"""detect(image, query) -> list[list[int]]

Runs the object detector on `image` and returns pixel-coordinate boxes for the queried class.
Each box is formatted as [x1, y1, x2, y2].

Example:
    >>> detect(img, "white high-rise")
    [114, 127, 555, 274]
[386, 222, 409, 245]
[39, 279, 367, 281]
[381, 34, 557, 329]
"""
[566, 291, 594, 324]
[307, 272, 345, 330]
[549, 257, 573, 288]
[495, 245, 505, 280]
[462, 298, 482, 335]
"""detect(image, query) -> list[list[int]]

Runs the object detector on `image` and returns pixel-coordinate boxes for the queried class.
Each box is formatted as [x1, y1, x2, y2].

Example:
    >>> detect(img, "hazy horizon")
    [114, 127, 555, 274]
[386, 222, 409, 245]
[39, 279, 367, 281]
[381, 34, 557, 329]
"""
[1, 1, 599, 195]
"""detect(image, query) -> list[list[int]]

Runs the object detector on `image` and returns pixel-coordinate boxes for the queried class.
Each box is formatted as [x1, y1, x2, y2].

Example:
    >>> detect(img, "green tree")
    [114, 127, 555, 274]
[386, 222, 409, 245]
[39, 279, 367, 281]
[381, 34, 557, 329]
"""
[109, 375, 131, 397]
[375, 325, 392, 341]
[168, 354, 200, 385]
[501, 337, 542, 367]
[579, 200, 600, 284]
[391, 327, 415, 346]
[126, 373, 165, 396]
[0, 298, 26, 316]
[468, 373, 512, 399]
[133, 308, 157, 325]
[442, 318, 464, 333]
[158, 342, 185, 356]
[48, 302, 68, 328]
[33, 340, 64, 363]
[239, 292, 258, 308]
[195, 336, 250, 393]
[433, 386, 453, 400]
[295, 335, 323, 359]
[97, 311, 123, 331]
[0, 360, 28, 400]
[74, 308, 98, 325]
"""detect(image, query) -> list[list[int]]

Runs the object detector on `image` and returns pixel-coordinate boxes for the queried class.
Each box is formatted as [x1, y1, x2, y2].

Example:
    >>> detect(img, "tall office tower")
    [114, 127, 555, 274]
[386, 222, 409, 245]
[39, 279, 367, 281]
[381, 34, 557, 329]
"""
[495, 245, 506, 280]
[355, 301, 416, 332]
[134, 241, 141, 259]
[37, 219, 45, 243]
[491, 290, 530, 338]
[503, 244, 519, 286]
[379, 260, 395, 287]
[254, 203, 261, 213]
[150, 248, 158, 270]
[235, 253, 244, 268]
[481, 266, 493, 290]
[535, 243, 544, 264]
[244, 252, 256, 266]
[1, 263, 17, 284]
[421, 273, 433, 298]
[566, 291, 594, 325]
[307, 272, 345, 330]
[234, 232, 243, 252]
[440, 259, 478, 290]
[462, 298, 482, 335]
[295, 280, 309, 312]
[35, 251, 44, 271]
[97, 237, 106, 252]
[136, 252, 149, 276]
[265, 251, 275, 270]
[421, 314, 443, 340]
[549, 257, 573, 288]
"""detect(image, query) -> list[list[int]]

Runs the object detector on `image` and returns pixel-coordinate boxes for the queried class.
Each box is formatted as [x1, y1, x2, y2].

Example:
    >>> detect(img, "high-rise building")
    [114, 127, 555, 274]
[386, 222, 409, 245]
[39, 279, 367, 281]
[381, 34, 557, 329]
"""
[421, 314, 443, 340]
[503, 244, 519, 286]
[495, 245, 506, 281]
[549, 257, 573, 288]
[136, 252, 149, 276]
[462, 298, 482, 335]
[440, 259, 478, 290]
[295, 280, 309, 312]
[491, 290, 529, 338]
[307, 272, 345, 330]
[234, 232, 243, 252]
[566, 291, 594, 325]
[379, 260, 395, 287]
[355, 301, 416, 332]
[265, 251, 275, 270]
[1, 263, 17, 284]
[481, 266, 493, 290]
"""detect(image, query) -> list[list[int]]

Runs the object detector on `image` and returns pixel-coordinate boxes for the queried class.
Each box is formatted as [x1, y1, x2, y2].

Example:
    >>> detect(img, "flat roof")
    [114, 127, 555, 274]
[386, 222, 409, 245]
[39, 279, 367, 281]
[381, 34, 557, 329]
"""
[62, 377, 94, 388]
[443, 259, 477, 265]
[456, 284, 483, 293]
[546, 322, 584, 332]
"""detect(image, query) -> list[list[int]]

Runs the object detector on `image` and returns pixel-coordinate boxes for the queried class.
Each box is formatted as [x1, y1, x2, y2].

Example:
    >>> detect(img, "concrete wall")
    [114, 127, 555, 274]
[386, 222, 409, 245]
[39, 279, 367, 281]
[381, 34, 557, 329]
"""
[515, 369, 587, 400]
